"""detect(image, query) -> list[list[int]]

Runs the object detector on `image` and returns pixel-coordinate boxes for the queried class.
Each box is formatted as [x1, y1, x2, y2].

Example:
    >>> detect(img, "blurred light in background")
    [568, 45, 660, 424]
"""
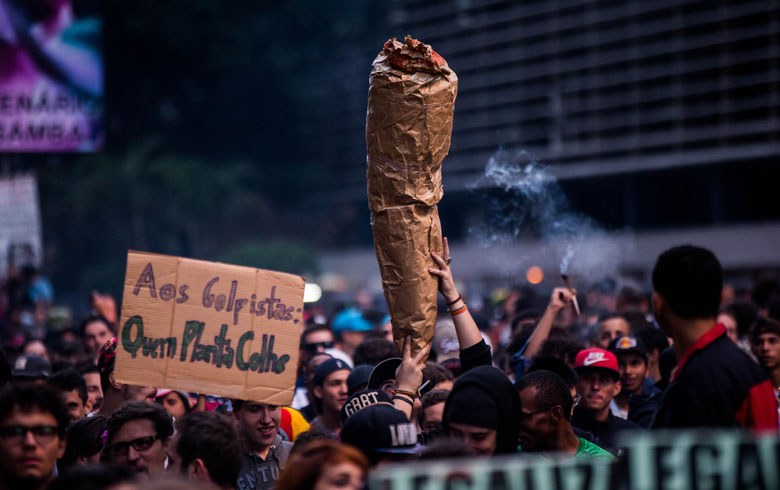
[526, 266, 544, 285]
[319, 273, 350, 293]
[303, 283, 322, 303]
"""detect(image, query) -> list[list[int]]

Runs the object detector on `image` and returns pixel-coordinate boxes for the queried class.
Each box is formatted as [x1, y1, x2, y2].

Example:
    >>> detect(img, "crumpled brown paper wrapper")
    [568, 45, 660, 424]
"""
[366, 36, 458, 358]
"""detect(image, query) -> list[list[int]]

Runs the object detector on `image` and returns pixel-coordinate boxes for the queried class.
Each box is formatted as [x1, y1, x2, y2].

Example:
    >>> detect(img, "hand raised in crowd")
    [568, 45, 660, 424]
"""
[395, 336, 430, 394]
[392, 336, 431, 419]
[428, 236, 484, 354]
[428, 237, 458, 303]
[549, 286, 577, 312]
[522, 287, 579, 361]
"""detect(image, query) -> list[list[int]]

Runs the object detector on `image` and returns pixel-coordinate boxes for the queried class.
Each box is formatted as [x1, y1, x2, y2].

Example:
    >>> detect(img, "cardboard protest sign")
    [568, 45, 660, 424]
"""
[114, 251, 304, 405]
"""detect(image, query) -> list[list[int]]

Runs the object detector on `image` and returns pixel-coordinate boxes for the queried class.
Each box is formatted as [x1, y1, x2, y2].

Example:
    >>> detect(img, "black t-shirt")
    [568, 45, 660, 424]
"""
[571, 408, 642, 455]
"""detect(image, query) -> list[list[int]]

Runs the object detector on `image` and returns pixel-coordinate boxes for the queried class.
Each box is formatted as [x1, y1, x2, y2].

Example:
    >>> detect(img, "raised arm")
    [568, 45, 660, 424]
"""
[393, 337, 430, 419]
[523, 287, 577, 359]
[428, 237, 482, 349]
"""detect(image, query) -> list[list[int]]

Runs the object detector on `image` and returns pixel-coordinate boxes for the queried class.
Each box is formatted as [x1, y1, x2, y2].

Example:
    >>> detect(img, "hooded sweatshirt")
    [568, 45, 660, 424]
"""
[442, 365, 520, 455]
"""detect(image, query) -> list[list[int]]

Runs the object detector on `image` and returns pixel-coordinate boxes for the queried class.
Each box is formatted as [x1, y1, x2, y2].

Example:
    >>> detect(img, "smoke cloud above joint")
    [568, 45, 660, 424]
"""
[467, 148, 633, 283]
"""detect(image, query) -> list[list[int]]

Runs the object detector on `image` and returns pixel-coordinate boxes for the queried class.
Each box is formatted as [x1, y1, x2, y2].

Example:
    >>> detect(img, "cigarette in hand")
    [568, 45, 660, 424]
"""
[561, 274, 581, 316]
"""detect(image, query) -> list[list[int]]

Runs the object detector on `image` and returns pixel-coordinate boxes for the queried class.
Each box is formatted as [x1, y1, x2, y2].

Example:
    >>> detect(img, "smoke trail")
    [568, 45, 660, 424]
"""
[559, 245, 574, 274]
[468, 148, 631, 282]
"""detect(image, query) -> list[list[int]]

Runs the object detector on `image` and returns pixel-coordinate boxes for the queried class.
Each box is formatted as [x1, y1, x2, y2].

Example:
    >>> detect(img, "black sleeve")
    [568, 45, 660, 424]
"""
[459, 339, 492, 374]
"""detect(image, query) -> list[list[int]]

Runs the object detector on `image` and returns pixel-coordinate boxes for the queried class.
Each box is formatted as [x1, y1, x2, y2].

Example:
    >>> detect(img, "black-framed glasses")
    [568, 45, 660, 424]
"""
[519, 406, 556, 424]
[0, 425, 59, 445]
[302, 341, 334, 352]
[106, 434, 160, 458]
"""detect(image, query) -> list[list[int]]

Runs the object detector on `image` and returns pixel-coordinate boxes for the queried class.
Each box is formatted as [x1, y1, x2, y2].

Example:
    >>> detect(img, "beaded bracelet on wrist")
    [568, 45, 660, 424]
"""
[446, 294, 462, 306]
[449, 304, 468, 316]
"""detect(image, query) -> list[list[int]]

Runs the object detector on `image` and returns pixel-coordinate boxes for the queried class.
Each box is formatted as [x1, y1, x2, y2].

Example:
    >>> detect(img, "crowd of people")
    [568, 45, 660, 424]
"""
[1, 238, 779, 490]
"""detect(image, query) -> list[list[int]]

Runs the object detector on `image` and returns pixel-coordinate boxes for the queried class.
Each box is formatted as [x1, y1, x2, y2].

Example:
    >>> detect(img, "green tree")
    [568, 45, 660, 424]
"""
[219, 240, 318, 277]
[35, 0, 391, 308]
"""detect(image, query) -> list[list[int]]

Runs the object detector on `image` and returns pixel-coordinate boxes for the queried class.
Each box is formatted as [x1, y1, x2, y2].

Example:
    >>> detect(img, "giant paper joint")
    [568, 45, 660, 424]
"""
[366, 37, 458, 356]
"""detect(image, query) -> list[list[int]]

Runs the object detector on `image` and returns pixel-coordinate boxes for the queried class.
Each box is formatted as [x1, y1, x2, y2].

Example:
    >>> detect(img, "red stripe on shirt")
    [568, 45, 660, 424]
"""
[671, 323, 726, 383]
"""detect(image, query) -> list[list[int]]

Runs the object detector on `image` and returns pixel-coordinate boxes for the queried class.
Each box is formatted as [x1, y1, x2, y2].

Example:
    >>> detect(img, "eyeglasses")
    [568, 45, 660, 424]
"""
[0, 425, 59, 445]
[106, 434, 160, 458]
[302, 341, 334, 352]
[519, 406, 555, 424]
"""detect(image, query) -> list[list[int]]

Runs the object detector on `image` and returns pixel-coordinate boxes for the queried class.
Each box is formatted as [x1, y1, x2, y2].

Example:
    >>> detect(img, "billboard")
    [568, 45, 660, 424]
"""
[0, 0, 103, 152]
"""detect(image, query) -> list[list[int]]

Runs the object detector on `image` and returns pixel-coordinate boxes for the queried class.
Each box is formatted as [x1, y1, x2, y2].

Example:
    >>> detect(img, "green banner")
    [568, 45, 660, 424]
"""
[369, 430, 780, 490]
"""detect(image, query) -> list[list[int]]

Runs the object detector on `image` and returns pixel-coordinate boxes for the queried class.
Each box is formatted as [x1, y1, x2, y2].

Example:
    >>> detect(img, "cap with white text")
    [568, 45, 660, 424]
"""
[340, 404, 422, 458]
[574, 348, 619, 375]
[341, 388, 393, 423]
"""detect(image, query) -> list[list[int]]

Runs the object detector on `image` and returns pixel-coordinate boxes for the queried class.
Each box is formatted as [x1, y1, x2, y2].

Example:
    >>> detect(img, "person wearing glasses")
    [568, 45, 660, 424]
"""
[0, 384, 69, 490]
[292, 324, 336, 415]
[524, 356, 600, 445]
[516, 369, 614, 460]
[104, 400, 174, 481]
[299, 325, 336, 366]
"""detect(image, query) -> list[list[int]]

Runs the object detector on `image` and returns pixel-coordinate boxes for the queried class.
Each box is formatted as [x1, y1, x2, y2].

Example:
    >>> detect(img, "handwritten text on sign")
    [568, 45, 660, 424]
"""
[114, 252, 305, 405]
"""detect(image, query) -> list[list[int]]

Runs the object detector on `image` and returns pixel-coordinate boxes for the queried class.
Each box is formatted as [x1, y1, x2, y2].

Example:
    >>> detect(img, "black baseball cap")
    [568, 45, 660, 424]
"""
[340, 403, 422, 457]
[347, 365, 373, 395]
[340, 388, 393, 423]
[312, 358, 351, 387]
[367, 357, 430, 394]
[608, 336, 648, 360]
[751, 317, 780, 342]
[12, 354, 51, 379]
[367, 358, 401, 390]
